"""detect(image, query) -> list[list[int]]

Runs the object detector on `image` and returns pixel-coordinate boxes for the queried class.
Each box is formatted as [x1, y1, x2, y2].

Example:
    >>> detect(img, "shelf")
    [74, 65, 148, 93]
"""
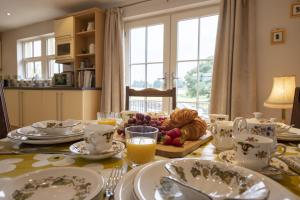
[76, 53, 95, 57]
[76, 68, 96, 71]
[76, 30, 95, 37]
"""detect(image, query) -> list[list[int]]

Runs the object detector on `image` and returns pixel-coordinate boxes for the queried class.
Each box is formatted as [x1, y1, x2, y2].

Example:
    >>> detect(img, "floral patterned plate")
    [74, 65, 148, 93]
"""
[69, 140, 125, 160]
[218, 150, 289, 171]
[1, 167, 104, 200]
[133, 159, 298, 200]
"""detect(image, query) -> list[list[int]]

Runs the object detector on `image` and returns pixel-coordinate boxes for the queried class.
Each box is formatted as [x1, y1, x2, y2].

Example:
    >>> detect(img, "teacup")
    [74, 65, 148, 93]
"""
[209, 114, 229, 123]
[211, 121, 234, 151]
[234, 133, 286, 170]
[83, 124, 115, 154]
[233, 117, 277, 149]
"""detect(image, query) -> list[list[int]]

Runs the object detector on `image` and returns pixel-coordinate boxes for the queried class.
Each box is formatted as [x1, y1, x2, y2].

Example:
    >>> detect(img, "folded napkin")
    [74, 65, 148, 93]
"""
[289, 128, 300, 135]
[278, 156, 300, 175]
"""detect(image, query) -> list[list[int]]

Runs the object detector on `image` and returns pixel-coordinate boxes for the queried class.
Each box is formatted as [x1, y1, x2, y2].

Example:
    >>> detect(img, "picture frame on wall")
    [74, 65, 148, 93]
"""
[271, 28, 286, 45]
[290, 2, 300, 17]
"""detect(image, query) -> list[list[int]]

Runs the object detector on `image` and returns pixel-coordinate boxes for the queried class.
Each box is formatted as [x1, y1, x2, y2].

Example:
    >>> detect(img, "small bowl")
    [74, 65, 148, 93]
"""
[32, 120, 80, 135]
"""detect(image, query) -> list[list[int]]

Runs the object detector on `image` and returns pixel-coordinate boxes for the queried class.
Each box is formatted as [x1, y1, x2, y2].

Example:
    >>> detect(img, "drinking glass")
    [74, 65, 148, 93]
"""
[97, 112, 121, 126]
[125, 126, 158, 167]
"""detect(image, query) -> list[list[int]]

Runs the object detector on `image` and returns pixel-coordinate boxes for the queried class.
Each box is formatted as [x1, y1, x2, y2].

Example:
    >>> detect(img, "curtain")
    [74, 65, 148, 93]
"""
[210, 0, 257, 119]
[100, 8, 125, 112]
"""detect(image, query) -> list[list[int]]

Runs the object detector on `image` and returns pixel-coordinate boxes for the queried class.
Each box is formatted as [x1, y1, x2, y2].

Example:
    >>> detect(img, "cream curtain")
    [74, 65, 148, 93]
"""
[100, 8, 125, 112]
[210, 0, 257, 119]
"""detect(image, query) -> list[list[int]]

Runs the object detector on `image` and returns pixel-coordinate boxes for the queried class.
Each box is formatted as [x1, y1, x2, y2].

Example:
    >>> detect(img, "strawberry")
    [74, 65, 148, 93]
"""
[166, 128, 181, 139]
[162, 135, 172, 145]
[172, 136, 185, 147]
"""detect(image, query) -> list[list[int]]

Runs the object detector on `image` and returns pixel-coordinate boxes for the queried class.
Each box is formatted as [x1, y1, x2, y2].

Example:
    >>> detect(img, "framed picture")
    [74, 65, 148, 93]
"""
[271, 29, 286, 45]
[290, 2, 300, 17]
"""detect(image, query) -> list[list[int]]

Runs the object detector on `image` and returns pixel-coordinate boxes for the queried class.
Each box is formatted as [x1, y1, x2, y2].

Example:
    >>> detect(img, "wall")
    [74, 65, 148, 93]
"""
[256, 0, 300, 123]
[1, 20, 54, 77]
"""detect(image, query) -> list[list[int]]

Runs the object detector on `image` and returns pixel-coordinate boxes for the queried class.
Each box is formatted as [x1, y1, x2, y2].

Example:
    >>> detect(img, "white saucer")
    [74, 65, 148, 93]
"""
[69, 140, 125, 160]
[218, 150, 289, 171]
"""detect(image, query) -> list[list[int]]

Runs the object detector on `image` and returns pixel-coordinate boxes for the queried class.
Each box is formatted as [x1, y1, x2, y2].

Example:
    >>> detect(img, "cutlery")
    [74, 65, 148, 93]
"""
[104, 167, 123, 200]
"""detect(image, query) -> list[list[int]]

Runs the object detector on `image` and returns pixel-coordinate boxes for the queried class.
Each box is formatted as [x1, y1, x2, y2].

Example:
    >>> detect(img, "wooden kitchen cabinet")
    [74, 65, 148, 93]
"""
[42, 91, 59, 121]
[21, 90, 44, 126]
[54, 16, 74, 38]
[4, 90, 20, 127]
[60, 91, 83, 120]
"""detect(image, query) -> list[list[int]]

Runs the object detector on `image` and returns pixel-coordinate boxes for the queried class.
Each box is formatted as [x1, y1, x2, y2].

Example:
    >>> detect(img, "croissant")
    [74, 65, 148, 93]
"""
[170, 108, 198, 128]
[162, 119, 177, 130]
[181, 117, 207, 140]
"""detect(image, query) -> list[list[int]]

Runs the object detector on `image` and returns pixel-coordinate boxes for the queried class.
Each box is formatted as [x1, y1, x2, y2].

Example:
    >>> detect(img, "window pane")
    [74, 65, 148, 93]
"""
[177, 18, 199, 61]
[198, 60, 213, 115]
[48, 59, 63, 78]
[199, 15, 219, 59]
[26, 62, 34, 78]
[130, 27, 145, 64]
[24, 41, 33, 58]
[33, 40, 41, 57]
[130, 64, 146, 89]
[34, 61, 42, 78]
[47, 38, 55, 55]
[176, 61, 198, 110]
[147, 63, 163, 89]
[147, 24, 164, 63]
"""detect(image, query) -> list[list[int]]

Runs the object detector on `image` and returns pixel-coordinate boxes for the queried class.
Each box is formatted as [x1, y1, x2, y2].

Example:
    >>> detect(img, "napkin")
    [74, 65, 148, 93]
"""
[288, 128, 300, 136]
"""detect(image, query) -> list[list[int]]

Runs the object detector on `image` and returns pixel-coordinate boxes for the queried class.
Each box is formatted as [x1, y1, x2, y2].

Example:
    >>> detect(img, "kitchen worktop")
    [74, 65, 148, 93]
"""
[4, 86, 101, 90]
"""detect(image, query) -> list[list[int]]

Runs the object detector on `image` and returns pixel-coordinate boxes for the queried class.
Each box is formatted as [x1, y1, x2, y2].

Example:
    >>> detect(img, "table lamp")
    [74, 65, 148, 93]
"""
[264, 76, 296, 122]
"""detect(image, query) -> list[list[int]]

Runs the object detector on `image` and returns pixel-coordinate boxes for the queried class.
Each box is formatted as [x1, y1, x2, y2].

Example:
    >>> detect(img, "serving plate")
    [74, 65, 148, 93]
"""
[131, 159, 298, 200]
[1, 167, 104, 200]
[8, 131, 84, 145]
[17, 126, 83, 139]
[70, 140, 125, 160]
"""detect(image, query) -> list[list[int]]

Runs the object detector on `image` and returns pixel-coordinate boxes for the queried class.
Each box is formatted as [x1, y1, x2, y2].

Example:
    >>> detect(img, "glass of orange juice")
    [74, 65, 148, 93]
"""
[125, 126, 158, 167]
[97, 112, 120, 126]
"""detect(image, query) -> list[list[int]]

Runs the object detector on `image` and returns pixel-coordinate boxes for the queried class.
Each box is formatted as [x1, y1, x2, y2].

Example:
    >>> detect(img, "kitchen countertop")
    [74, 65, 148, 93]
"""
[4, 86, 101, 90]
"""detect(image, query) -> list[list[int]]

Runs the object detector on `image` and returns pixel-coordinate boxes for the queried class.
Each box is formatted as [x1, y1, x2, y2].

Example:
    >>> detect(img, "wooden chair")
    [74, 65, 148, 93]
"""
[125, 86, 176, 111]
[291, 87, 300, 128]
[0, 81, 10, 138]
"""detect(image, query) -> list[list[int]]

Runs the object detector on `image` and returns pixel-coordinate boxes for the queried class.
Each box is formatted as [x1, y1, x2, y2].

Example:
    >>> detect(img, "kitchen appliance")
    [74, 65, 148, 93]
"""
[52, 72, 74, 87]
[55, 36, 74, 63]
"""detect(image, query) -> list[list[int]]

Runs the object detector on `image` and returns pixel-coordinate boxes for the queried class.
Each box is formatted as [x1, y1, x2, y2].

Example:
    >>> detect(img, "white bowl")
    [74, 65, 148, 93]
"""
[32, 120, 80, 135]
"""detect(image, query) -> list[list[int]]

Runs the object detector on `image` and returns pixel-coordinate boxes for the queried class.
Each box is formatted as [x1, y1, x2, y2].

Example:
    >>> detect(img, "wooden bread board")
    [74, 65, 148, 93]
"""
[155, 131, 212, 158]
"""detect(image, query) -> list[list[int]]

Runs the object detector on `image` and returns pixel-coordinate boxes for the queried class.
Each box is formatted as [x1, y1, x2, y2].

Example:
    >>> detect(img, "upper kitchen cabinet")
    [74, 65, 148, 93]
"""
[54, 16, 74, 38]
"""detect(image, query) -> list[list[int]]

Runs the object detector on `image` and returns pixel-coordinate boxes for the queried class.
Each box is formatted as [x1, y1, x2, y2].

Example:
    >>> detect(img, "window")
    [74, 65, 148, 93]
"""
[21, 35, 63, 79]
[125, 6, 219, 116]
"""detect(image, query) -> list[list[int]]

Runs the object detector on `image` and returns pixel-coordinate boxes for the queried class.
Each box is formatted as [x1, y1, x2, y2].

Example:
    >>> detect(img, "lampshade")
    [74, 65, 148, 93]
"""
[264, 76, 296, 109]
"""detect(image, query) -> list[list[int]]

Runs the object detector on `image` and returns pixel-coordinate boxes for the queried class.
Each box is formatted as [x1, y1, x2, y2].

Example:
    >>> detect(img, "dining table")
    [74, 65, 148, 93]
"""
[0, 131, 300, 199]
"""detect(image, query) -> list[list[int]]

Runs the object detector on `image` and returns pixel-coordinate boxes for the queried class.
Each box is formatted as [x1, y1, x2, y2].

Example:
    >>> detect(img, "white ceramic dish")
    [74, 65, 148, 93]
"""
[69, 140, 125, 160]
[8, 131, 84, 145]
[32, 120, 80, 135]
[1, 167, 104, 200]
[133, 159, 298, 200]
[17, 126, 83, 139]
[115, 165, 146, 200]
[218, 150, 289, 172]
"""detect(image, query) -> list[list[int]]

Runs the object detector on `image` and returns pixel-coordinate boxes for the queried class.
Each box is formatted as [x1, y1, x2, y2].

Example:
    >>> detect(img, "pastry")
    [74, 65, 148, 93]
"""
[170, 108, 198, 128]
[181, 117, 207, 140]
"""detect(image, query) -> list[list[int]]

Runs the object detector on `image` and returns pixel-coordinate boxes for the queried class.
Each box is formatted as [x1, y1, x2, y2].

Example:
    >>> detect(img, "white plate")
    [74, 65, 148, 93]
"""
[1, 167, 104, 200]
[133, 160, 298, 200]
[115, 165, 146, 200]
[17, 126, 84, 139]
[70, 140, 125, 160]
[218, 150, 289, 171]
[8, 131, 84, 145]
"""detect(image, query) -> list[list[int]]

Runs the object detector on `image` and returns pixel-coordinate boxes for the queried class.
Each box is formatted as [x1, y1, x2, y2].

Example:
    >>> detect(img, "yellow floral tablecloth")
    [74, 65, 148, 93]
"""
[0, 138, 300, 198]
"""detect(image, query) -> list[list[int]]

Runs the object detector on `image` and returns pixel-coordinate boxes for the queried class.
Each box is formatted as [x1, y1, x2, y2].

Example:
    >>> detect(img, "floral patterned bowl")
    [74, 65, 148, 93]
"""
[32, 120, 80, 135]
[165, 159, 270, 200]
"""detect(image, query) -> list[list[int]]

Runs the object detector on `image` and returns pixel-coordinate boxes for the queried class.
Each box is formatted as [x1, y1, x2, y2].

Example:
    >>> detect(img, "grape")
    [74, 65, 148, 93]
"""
[128, 118, 135, 124]
[156, 121, 162, 126]
[136, 113, 145, 121]
[136, 120, 143, 125]
[145, 115, 151, 122]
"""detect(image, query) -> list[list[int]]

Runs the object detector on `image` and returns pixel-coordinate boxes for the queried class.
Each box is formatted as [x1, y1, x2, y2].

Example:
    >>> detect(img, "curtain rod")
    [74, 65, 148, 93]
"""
[119, 0, 153, 8]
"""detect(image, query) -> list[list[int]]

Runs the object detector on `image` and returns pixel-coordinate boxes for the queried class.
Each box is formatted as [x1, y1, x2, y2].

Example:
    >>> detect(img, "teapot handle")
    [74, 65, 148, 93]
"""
[211, 124, 217, 135]
[233, 117, 247, 134]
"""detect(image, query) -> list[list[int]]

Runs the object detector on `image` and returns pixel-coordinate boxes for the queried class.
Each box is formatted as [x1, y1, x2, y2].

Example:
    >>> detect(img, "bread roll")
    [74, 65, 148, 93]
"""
[181, 117, 207, 140]
[170, 108, 198, 128]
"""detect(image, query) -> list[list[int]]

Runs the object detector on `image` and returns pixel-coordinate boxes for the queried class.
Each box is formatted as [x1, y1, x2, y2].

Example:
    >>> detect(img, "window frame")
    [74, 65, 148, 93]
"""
[21, 34, 60, 80]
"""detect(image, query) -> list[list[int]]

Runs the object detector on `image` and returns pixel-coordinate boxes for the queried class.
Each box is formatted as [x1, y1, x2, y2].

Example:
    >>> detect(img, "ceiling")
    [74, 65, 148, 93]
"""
[0, 0, 139, 32]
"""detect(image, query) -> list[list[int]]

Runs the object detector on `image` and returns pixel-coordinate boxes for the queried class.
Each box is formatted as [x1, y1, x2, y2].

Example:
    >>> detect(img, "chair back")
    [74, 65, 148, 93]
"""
[291, 87, 300, 128]
[0, 81, 10, 138]
[125, 86, 176, 111]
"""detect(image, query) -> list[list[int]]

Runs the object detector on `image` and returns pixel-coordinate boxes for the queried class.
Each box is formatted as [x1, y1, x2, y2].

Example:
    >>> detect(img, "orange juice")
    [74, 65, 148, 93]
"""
[97, 119, 116, 126]
[126, 137, 156, 165]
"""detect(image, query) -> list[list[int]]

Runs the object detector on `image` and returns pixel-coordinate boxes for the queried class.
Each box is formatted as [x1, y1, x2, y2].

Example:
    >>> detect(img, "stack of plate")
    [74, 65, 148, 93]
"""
[115, 158, 298, 200]
[277, 127, 300, 141]
[7, 120, 84, 145]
